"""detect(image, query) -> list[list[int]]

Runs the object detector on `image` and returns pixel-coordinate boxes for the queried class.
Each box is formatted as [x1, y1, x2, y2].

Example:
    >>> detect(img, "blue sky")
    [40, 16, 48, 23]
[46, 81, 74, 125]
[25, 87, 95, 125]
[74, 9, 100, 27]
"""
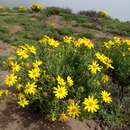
[0, 0, 130, 21]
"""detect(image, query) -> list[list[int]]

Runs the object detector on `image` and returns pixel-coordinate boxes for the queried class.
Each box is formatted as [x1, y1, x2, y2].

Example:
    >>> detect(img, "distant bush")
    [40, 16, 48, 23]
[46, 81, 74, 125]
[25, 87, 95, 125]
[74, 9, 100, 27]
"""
[31, 3, 43, 12]
[45, 7, 72, 16]
[18, 6, 28, 13]
[0, 6, 8, 12]
[79, 10, 98, 17]
[103, 37, 130, 86]
[98, 10, 109, 17]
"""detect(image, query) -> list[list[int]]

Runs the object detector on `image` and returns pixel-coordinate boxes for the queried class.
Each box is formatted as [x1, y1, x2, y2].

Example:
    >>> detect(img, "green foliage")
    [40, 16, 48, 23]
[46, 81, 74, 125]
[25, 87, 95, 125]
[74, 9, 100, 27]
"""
[56, 28, 74, 36]
[44, 7, 72, 16]
[77, 32, 94, 39]
[103, 37, 130, 86]
[3, 36, 116, 123]
[78, 10, 98, 17]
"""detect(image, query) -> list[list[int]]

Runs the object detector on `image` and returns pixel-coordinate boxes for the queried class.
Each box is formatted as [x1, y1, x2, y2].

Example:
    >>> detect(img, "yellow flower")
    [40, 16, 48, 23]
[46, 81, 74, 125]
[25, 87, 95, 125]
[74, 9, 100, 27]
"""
[39, 36, 60, 47]
[33, 60, 42, 68]
[83, 96, 99, 113]
[16, 44, 36, 59]
[53, 85, 68, 99]
[57, 76, 66, 86]
[63, 36, 74, 44]
[67, 102, 80, 118]
[10, 61, 21, 72]
[74, 38, 94, 48]
[27, 45, 37, 54]
[18, 98, 29, 108]
[99, 10, 108, 17]
[95, 52, 114, 69]
[88, 61, 102, 74]
[124, 40, 130, 45]
[104, 41, 114, 49]
[101, 90, 112, 104]
[38, 35, 49, 44]
[5, 74, 17, 87]
[28, 67, 40, 80]
[31, 3, 43, 12]
[48, 38, 60, 47]
[113, 37, 122, 46]
[0, 89, 10, 96]
[59, 112, 69, 122]
[128, 47, 130, 51]
[16, 47, 29, 59]
[83, 38, 94, 49]
[67, 76, 74, 87]
[74, 39, 82, 47]
[102, 75, 110, 83]
[25, 82, 37, 95]
[0, 89, 4, 96]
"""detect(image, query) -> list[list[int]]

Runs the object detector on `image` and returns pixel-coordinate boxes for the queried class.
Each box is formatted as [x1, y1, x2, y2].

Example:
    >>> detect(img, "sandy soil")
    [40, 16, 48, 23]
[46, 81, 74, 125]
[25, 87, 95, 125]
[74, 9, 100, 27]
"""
[0, 97, 105, 130]
[0, 41, 14, 57]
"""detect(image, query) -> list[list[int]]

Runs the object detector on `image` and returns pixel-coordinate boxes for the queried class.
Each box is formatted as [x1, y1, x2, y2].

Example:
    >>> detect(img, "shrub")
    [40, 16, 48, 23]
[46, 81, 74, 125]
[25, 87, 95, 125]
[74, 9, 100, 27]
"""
[103, 37, 130, 86]
[18, 6, 28, 13]
[78, 10, 98, 17]
[31, 3, 43, 12]
[0, 6, 7, 12]
[44, 7, 72, 16]
[98, 10, 109, 17]
[2, 35, 116, 122]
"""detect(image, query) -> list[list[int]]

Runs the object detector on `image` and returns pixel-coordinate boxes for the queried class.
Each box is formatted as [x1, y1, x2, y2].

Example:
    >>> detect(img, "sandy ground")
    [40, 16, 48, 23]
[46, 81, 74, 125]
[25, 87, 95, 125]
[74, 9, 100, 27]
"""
[0, 97, 105, 130]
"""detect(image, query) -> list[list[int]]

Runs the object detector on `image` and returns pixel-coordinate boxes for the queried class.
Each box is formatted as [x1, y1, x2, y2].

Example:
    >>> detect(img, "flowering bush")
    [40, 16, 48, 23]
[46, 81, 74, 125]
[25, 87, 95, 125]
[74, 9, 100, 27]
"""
[98, 10, 109, 17]
[31, 3, 43, 12]
[18, 6, 28, 13]
[103, 37, 130, 86]
[2, 35, 115, 122]
[0, 6, 7, 12]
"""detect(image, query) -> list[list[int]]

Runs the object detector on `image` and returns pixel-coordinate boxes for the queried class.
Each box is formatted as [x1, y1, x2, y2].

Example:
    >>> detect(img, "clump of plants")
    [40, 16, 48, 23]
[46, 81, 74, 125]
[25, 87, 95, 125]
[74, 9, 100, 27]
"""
[45, 7, 72, 16]
[1, 34, 130, 127]
[103, 37, 130, 85]
[2, 35, 114, 121]
[0, 6, 7, 12]
[78, 10, 98, 17]
[31, 3, 43, 12]
[18, 6, 28, 13]
[98, 10, 109, 17]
